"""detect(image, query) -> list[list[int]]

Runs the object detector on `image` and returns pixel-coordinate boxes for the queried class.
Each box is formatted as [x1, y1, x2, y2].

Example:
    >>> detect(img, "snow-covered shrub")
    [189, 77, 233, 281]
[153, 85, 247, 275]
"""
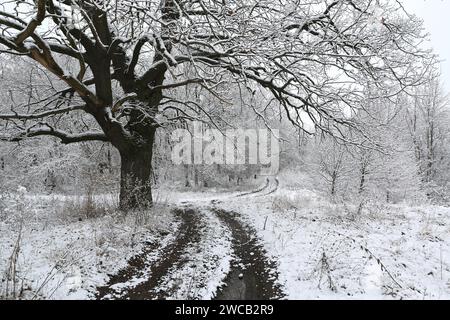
[277, 168, 315, 191]
[61, 194, 115, 221]
[1, 228, 23, 299]
[424, 182, 450, 205]
[117, 191, 173, 230]
[271, 189, 324, 213]
[0, 187, 27, 299]
[313, 251, 337, 293]
[0, 186, 29, 227]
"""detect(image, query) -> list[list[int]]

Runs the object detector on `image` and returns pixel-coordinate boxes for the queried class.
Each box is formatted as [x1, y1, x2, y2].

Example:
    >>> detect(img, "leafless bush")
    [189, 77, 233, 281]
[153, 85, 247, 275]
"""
[60, 187, 115, 221]
[313, 251, 337, 293]
[1, 223, 24, 299]
[0, 186, 27, 227]
[271, 194, 313, 213]
[129, 192, 172, 228]
[332, 230, 403, 291]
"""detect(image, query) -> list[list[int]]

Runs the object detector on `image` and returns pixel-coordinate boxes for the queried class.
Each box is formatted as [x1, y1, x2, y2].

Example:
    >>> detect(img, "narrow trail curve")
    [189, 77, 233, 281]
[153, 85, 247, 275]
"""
[235, 178, 270, 198]
[212, 208, 284, 300]
[96, 208, 201, 300]
[212, 176, 279, 206]
[255, 177, 279, 197]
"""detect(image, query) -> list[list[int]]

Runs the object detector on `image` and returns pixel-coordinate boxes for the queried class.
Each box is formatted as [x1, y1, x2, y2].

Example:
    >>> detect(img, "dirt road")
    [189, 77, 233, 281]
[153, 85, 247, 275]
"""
[96, 177, 283, 300]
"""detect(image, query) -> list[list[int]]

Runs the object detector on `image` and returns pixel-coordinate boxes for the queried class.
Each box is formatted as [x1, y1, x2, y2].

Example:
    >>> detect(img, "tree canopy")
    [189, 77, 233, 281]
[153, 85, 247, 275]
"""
[0, 0, 436, 208]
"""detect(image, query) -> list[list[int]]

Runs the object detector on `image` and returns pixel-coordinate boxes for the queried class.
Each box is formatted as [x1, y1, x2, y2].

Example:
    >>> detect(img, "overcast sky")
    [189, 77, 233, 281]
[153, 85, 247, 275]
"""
[402, 0, 450, 91]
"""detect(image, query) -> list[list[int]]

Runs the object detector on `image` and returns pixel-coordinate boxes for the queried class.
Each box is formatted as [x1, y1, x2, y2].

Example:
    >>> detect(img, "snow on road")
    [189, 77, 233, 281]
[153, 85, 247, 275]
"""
[96, 207, 233, 300]
[214, 183, 450, 299]
[2, 177, 449, 300]
[212, 207, 284, 300]
[154, 208, 232, 300]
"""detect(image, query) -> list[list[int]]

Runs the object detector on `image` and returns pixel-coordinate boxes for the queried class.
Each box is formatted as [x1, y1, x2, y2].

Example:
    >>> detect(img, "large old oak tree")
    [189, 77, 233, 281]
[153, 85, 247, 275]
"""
[0, 0, 433, 209]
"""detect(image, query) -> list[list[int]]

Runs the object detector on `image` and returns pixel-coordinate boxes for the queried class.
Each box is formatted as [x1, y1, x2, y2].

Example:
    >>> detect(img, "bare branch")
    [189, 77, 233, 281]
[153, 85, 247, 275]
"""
[0, 104, 86, 120]
[14, 0, 47, 45]
[2, 128, 109, 145]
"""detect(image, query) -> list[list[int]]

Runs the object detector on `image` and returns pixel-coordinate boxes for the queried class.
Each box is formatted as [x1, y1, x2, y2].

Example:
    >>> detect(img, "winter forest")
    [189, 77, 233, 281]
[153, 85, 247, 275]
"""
[0, 0, 449, 301]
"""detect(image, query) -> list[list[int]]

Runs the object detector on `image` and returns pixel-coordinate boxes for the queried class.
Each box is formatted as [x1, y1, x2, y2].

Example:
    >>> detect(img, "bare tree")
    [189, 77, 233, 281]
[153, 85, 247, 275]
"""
[0, 0, 433, 209]
[406, 73, 450, 198]
[312, 136, 353, 197]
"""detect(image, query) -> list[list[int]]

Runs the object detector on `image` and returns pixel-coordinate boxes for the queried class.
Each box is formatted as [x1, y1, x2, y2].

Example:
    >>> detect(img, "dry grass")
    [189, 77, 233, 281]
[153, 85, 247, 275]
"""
[0, 185, 176, 300]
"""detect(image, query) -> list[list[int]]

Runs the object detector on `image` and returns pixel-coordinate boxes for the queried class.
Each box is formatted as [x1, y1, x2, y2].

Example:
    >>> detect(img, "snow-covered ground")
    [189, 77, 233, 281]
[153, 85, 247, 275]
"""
[0, 190, 176, 299]
[216, 183, 450, 299]
[154, 208, 232, 300]
[1, 177, 449, 300]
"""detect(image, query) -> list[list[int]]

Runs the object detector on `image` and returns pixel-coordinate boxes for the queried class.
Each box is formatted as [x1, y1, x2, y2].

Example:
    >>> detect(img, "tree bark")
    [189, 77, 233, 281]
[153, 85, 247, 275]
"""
[331, 171, 337, 196]
[118, 131, 156, 210]
[359, 165, 366, 195]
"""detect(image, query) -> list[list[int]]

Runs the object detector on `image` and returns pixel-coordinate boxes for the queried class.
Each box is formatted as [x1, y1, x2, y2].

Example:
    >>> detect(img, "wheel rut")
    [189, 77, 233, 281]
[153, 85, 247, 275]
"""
[96, 178, 283, 300]
[212, 208, 284, 300]
[96, 208, 201, 300]
[236, 178, 270, 197]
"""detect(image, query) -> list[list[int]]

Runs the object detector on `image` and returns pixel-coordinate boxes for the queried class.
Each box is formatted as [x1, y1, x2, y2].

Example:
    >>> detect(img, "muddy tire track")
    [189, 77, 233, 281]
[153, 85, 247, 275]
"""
[96, 208, 201, 300]
[255, 177, 279, 198]
[96, 178, 282, 300]
[236, 178, 270, 198]
[212, 208, 284, 300]
[211, 177, 278, 205]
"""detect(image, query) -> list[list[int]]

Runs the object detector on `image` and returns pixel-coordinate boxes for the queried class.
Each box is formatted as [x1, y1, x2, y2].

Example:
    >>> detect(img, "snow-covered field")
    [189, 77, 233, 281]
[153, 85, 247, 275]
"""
[217, 184, 450, 299]
[0, 190, 176, 299]
[1, 177, 449, 300]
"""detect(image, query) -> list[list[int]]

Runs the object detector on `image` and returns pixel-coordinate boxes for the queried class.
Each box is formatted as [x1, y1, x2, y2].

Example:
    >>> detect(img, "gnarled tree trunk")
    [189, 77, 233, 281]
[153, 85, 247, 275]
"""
[118, 129, 156, 211]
